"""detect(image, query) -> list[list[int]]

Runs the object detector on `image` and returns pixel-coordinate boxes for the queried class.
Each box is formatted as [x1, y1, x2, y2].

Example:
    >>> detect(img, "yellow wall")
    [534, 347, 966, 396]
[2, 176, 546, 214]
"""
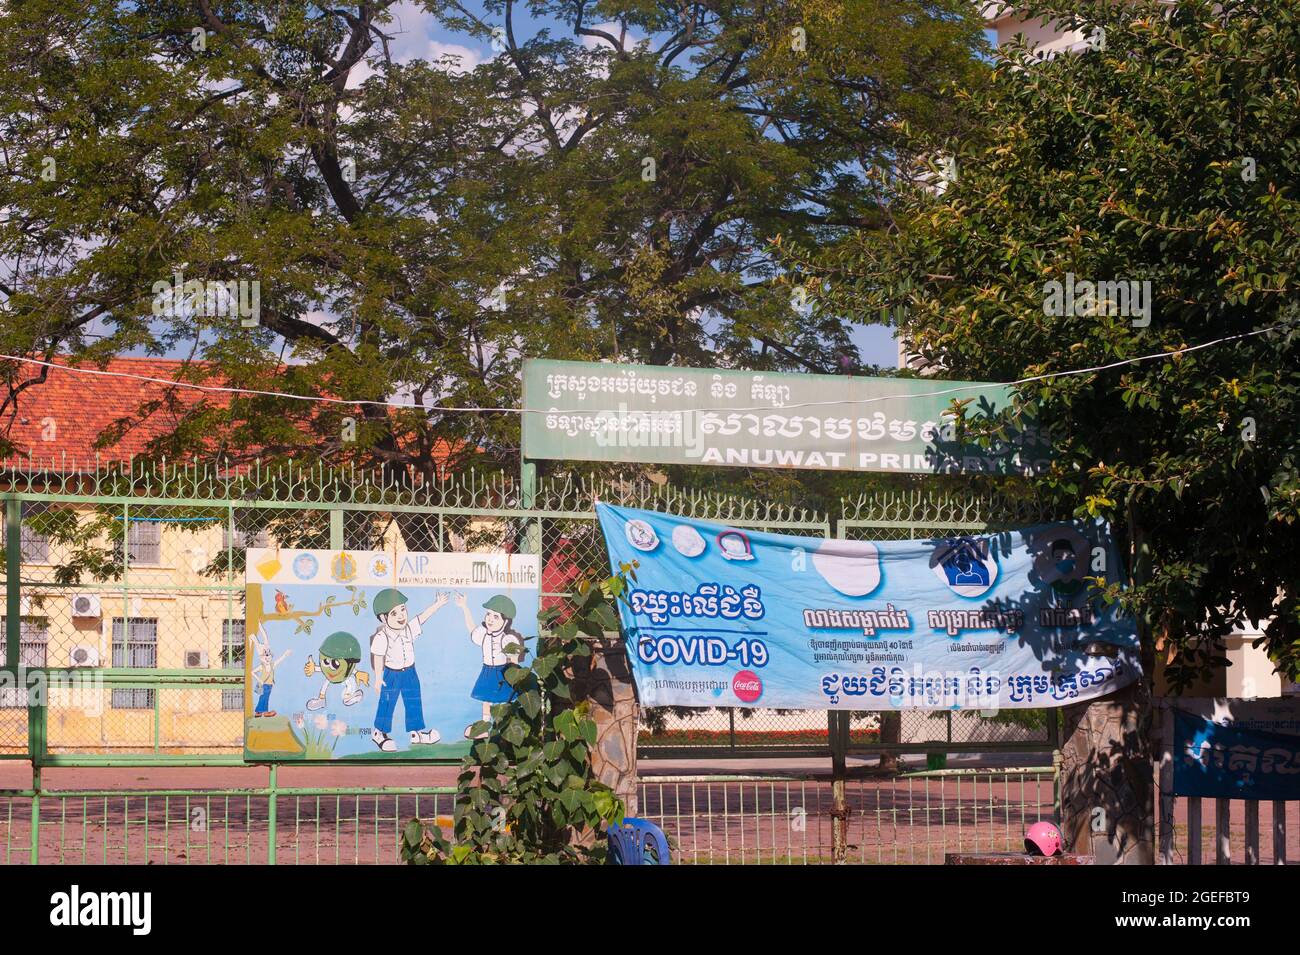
[5, 511, 246, 754]
[2, 507, 501, 755]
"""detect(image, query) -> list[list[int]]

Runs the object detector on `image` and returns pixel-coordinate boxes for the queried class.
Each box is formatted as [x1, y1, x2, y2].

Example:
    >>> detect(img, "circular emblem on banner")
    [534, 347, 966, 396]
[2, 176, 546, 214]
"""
[625, 519, 660, 552]
[732, 670, 763, 703]
[330, 551, 358, 583]
[717, 529, 754, 561]
[368, 553, 393, 579]
[930, 537, 998, 598]
[671, 524, 706, 558]
[292, 553, 319, 581]
[812, 539, 882, 597]
[1031, 527, 1091, 606]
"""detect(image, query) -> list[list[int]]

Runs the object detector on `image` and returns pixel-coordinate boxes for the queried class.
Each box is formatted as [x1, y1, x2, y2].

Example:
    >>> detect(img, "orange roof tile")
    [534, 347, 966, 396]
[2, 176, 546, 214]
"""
[2, 356, 463, 471]
[2, 356, 226, 466]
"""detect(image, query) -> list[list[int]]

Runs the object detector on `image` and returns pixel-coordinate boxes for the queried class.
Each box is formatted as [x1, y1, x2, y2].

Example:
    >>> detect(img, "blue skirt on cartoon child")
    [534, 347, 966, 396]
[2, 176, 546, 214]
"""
[471, 664, 514, 703]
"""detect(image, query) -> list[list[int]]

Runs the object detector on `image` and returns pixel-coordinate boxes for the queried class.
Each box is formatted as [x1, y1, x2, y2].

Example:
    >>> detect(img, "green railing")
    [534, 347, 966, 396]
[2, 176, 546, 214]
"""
[0, 780, 458, 865]
[0, 769, 1056, 865]
[639, 768, 1060, 864]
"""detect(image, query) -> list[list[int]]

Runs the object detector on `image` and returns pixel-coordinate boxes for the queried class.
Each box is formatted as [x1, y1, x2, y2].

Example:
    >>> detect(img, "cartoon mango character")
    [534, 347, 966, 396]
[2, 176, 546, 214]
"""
[305, 630, 367, 711]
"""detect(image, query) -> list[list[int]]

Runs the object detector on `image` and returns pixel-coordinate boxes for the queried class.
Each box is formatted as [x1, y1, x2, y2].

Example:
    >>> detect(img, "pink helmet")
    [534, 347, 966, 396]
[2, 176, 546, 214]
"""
[1024, 821, 1063, 857]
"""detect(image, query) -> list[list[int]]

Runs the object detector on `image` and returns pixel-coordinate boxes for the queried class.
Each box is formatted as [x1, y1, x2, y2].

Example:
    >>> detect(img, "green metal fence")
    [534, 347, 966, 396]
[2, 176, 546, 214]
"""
[2, 459, 849, 765]
[639, 768, 1059, 865]
[1, 459, 1064, 863]
[0, 770, 1056, 865]
[0, 782, 459, 864]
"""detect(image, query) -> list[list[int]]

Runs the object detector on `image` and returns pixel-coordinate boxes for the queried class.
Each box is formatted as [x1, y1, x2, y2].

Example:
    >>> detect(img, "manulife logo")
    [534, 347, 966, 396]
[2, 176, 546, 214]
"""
[472, 561, 538, 585]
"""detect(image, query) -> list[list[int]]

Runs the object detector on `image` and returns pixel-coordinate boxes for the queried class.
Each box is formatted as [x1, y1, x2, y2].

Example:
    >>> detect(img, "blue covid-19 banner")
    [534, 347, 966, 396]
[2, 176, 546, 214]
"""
[597, 503, 1141, 711]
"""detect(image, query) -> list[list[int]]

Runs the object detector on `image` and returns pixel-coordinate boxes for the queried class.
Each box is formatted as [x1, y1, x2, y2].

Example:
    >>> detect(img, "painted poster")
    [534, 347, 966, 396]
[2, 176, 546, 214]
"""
[243, 548, 539, 760]
[523, 358, 1052, 476]
[597, 503, 1141, 711]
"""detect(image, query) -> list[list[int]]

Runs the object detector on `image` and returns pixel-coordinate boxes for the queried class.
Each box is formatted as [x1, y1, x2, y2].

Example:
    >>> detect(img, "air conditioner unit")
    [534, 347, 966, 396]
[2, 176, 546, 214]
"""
[69, 644, 100, 667]
[70, 593, 102, 619]
[184, 650, 209, 669]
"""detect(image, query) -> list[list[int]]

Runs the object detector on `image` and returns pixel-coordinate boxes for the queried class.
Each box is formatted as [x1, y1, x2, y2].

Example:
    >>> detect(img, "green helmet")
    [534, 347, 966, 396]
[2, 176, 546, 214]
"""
[319, 630, 362, 662]
[372, 588, 408, 617]
[482, 594, 517, 618]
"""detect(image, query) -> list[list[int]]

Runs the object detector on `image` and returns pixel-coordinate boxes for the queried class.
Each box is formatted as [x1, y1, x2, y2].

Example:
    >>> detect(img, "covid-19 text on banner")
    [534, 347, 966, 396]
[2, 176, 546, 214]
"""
[598, 504, 1140, 711]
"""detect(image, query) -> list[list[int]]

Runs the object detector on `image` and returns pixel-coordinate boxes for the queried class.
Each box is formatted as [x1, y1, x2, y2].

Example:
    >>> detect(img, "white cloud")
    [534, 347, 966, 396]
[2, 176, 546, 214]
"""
[384, 0, 441, 63]
[579, 21, 641, 51]
[425, 40, 484, 73]
[345, 4, 487, 88]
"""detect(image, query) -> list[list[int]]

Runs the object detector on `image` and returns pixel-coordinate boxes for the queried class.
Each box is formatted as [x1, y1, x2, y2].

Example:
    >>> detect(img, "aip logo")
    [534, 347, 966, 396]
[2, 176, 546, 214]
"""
[930, 537, 998, 598]
[733, 670, 763, 703]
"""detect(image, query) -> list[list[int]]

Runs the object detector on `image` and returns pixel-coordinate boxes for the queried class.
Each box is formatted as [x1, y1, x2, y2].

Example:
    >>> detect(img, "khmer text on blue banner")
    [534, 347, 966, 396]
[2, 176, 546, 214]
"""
[597, 504, 1141, 711]
[1173, 709, 1300, 800]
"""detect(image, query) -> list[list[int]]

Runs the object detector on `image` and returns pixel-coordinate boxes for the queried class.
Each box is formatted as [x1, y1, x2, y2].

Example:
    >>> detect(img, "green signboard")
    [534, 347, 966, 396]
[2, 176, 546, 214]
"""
[522, 359, 1048, 475]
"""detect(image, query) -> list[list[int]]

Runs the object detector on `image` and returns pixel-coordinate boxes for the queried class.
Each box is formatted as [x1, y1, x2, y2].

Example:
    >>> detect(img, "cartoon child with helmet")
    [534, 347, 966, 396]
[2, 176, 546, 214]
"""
[303, 630, 368, 712]
[368, 587, 448, 752]
[453, 592, 528, 739]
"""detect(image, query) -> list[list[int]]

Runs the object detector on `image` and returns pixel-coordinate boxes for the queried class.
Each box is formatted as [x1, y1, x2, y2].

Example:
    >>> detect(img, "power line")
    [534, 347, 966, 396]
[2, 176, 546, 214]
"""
[0, 321, 1289, 417]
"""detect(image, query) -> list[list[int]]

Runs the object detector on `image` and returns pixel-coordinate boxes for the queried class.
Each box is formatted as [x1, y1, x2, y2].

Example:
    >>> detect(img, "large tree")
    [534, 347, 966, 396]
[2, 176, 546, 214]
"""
[808, 0, 1300, 861]
[0, 0, 987, 474]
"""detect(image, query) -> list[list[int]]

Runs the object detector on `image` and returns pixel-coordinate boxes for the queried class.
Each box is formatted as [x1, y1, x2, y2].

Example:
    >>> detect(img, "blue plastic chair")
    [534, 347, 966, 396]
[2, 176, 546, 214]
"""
[607, 817, 671, 865]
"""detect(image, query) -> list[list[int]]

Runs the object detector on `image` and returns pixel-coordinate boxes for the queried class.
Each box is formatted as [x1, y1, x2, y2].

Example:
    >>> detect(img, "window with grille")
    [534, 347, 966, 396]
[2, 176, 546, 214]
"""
[224, 525, 270, 551]
[1, 508, 50, 563]
[221, 688, 244, 711]
[110, 617, 157, 709]
[0, 617, 48, 707]
[117, 519, 162, 565]
[222, 618, 245, 669]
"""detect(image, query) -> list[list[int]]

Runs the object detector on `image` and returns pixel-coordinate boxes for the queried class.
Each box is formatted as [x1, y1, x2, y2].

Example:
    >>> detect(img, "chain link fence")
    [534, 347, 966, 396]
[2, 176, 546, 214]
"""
[2, 461, 850, 762]
[2, 462, 1066, 763]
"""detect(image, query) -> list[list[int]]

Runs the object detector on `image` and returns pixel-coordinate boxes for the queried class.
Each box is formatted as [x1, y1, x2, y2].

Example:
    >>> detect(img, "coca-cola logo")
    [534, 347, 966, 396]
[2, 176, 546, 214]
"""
[732, 670, 763, 703]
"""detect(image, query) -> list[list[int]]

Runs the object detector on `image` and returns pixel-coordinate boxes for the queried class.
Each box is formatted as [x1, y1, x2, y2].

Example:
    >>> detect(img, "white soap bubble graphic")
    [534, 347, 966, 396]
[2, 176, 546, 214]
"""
[671, 525, 706, 557]
[812, 540, 882, 597]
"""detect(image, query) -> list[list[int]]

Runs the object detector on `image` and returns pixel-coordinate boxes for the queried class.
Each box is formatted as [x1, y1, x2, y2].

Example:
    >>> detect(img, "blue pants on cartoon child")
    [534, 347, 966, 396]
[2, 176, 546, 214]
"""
[255, 682, 273, 714]
[471, 664, 515, 704]
[374, 666, 425, 734]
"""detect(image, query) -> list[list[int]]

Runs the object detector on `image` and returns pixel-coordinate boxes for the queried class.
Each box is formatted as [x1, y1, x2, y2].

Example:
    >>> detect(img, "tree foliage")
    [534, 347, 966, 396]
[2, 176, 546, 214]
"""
[0, 0, 987, 475]
[400, 570, 628, 864]
[807, 0, 1300, 686]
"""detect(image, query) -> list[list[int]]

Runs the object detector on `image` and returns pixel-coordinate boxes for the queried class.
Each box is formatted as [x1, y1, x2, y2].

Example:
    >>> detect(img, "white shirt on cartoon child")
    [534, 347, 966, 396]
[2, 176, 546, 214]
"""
[370, 621, 421, 670]
[472, 626, 518, 667]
